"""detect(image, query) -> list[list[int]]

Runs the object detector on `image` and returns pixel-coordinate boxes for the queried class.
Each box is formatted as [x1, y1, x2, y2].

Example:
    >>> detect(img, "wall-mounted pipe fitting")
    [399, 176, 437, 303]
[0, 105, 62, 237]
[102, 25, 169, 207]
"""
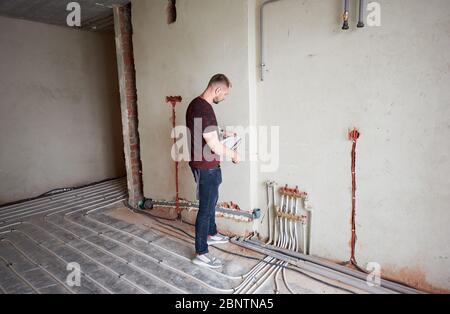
[357, 0, 365, 28]
[264, 182, 311, 255]
[342, 0, 350, 30]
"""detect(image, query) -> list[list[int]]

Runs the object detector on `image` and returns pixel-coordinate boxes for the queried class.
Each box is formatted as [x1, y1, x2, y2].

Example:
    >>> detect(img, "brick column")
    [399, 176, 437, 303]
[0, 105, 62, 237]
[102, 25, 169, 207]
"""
[113, 4, 143, 208]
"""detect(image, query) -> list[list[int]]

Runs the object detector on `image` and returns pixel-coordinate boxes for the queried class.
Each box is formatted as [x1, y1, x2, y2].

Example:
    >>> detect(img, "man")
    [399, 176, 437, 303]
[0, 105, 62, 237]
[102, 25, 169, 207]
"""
[185, 74, 240, 269]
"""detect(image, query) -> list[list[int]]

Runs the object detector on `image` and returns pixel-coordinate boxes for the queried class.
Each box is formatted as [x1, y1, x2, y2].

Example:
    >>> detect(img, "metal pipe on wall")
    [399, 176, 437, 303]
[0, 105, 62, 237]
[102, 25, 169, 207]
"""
[342, 0, 350, 30]
[357, 0, 365, 28]
[260, 0, 282, 81]
[266, 184, 312, 255]
[287, 195, 294, 250]
[270, 181, 278, 244]
[303, 195, 313, 255]
[293, 197, 299, 252]
[264, 181, 277, 245]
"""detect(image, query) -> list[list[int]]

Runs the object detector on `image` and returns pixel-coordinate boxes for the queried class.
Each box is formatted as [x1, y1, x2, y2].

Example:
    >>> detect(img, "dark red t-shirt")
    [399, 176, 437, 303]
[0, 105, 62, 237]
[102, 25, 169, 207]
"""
[185, 97, 220, 169]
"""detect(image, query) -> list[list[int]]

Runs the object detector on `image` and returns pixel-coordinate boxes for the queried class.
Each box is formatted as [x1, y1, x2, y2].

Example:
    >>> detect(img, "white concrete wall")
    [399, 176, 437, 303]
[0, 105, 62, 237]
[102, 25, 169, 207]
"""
[132, 0, 450, 292]
[255, 0, 450, 292]
[132, 0, 253, 209]
[0, 16, 125, 204]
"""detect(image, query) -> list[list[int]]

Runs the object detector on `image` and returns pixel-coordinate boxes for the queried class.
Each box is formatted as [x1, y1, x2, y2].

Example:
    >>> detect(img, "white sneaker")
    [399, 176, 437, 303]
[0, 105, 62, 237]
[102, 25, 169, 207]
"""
[207, 234, 229, 245]
[192, 254, 223, 269]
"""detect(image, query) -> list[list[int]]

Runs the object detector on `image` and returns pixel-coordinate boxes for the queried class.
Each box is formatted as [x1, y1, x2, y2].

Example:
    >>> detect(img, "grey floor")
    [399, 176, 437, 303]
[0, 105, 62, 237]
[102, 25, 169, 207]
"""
[0, 178, 359, 294]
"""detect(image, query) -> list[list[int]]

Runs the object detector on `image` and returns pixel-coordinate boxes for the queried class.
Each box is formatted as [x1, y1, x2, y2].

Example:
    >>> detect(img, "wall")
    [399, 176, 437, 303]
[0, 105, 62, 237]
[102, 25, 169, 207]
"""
[132, 0, 450, 292]
[132, 0, 254, 209]
[0, 16, 125, 204]
[255, 0, 450, 292]
[113, 4, 144, 208]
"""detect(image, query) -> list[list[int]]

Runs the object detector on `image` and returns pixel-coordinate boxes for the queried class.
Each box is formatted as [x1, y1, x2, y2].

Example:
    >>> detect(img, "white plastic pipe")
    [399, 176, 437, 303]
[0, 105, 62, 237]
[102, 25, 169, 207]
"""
[248, 260, 284, 294]
[264, 182, 273, 245]
[283, 195, 289, 249]
[288, 195, 295, 250]
[302, 222, 307, 255]
[233, 260, 267, 294]
[271, 182, 278, 245]
[282, 195, 288, 249]
[260, 0, 283, 81]
[276, 194, 284, 247]
[235, 257, 276, 294]
[303, 196, 313, 255]
[283, 196, 289, 249]
[282, 263, 296, 294]
[278, 195, 283, 247]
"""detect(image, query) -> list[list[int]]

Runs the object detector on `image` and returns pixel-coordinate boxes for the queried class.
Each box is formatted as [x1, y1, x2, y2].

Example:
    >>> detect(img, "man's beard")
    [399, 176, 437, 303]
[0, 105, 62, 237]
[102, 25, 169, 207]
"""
[213, 98, 220, 104]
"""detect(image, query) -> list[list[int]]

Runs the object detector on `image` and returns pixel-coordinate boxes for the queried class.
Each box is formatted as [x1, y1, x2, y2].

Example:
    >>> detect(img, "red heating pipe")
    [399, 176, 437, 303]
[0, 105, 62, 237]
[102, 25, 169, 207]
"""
[348, 128, 360, 266]
[166, 96, 182, 214]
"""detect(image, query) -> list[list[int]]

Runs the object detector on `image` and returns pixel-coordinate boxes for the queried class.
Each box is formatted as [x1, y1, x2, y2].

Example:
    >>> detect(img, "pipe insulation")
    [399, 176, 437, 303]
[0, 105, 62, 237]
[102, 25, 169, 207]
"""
[240, 238, 424, 294]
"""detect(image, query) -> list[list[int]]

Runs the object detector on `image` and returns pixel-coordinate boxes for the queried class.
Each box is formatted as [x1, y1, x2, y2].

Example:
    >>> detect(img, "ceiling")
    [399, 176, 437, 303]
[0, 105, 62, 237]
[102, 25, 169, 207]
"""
[0, 0, 130, 32]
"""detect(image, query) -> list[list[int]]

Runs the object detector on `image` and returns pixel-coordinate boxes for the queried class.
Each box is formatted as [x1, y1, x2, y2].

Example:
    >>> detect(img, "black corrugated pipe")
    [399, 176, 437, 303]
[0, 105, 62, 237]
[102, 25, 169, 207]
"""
[357, 0, 365, 28]
[342, 0, 350, 30]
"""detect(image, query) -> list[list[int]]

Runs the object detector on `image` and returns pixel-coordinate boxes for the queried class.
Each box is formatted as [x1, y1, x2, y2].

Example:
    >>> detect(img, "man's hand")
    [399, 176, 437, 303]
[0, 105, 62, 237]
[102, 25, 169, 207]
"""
[223, 131, 237, 138]
[204, 131, 240, 165]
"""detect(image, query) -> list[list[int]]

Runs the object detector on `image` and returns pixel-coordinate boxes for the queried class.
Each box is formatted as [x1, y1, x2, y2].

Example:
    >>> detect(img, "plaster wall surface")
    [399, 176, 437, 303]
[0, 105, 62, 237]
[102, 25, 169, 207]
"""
[0, 16, 125, 204]
[132, 0, 450, 292]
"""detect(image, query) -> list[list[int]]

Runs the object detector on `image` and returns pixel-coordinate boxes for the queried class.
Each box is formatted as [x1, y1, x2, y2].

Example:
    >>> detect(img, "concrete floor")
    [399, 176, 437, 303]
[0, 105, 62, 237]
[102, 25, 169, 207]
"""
[0, 178, 362, 294]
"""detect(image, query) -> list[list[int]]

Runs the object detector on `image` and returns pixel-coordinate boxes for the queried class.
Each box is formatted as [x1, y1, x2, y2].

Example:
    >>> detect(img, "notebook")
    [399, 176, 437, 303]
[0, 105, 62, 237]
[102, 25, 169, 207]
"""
[221, 136, 242, 151]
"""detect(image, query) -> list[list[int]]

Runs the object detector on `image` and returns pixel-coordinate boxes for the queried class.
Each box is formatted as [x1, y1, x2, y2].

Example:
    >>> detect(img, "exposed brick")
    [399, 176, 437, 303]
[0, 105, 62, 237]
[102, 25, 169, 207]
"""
[128, 107, 136, 118]
[132, 158, 141, 166]
[125, 78, 135, 88]
[124, 67, 136, 77]
[115, 3, 143, 206]
[130, 118, 139, 130]
[123, 52, 133, 67]
[127, 90, 136, 99]
[132, 177, 141, 186]
[131, 164, 140, 173]
[126, 91, 136, 100]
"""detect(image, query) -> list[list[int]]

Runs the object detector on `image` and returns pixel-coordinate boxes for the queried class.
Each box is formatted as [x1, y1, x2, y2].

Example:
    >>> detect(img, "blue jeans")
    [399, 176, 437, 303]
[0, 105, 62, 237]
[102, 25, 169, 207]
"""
[191, 166, 222, 255]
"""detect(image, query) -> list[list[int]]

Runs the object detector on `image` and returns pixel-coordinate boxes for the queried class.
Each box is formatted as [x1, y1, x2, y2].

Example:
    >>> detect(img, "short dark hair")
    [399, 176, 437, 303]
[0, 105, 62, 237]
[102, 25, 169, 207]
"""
[208, 74, 232, 88]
